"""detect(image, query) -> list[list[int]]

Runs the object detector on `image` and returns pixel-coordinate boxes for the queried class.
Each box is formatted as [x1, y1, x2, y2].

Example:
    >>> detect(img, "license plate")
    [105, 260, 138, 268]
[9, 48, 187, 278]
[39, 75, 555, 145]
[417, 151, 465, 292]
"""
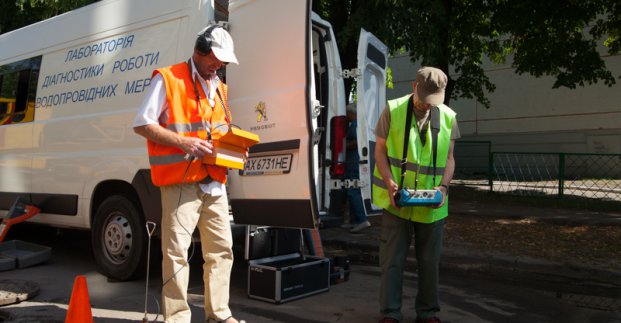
[241, 154, 293, 175]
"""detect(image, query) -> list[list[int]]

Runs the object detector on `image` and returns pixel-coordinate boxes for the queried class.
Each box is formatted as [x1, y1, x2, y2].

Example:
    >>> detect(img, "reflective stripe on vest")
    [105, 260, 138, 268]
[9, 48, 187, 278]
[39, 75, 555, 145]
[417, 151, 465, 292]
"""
[372, 94, 456, 223]
[146, 62, 230, 186]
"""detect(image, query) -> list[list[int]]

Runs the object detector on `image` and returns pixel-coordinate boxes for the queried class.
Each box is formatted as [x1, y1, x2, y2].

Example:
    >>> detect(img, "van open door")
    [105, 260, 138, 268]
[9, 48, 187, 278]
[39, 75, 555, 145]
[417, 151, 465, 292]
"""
[226, 0, 318, 228]
[355, 29, 388, 215]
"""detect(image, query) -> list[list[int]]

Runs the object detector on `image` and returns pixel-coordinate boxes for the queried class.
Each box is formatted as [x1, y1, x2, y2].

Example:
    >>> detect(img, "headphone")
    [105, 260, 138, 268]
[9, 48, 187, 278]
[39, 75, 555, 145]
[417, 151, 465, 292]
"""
[195, 25, 220, 55]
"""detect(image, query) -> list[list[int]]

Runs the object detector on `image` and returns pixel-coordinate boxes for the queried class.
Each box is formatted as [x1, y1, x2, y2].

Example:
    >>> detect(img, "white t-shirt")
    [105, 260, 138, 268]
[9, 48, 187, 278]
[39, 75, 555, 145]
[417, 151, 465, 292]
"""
[133, 58, 225, 196]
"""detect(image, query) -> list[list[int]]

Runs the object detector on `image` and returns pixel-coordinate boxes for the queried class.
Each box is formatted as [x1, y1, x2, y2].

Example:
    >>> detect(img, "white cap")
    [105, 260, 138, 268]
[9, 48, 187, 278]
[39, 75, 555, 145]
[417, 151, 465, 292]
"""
[197, 26, 239, 64]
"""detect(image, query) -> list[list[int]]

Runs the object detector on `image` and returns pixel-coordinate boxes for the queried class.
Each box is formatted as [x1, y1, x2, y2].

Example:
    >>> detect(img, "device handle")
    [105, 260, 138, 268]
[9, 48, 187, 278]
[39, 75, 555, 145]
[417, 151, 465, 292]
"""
[145, 221, 156, 237]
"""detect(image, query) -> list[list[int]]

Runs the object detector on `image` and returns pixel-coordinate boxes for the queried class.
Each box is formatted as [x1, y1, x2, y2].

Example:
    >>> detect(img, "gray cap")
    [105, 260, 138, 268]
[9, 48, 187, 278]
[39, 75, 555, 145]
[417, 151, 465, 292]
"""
[415, 66, 447, 105]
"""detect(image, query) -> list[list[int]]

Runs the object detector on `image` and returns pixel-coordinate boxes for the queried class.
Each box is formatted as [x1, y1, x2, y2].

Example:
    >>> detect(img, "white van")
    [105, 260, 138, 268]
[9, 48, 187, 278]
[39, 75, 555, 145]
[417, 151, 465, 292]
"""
[0, 0, 387, 280]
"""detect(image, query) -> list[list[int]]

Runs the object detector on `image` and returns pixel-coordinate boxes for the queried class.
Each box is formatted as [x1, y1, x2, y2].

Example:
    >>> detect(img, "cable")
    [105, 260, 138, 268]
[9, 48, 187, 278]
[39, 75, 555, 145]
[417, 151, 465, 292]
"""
[162, 159, 197, 288]
[157, 123, 231, 314]
[148, 158, 196, 321]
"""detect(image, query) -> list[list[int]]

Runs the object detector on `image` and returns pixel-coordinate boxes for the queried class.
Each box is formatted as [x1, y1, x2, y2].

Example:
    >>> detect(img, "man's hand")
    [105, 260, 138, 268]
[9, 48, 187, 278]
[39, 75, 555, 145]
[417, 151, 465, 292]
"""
[434, 185, 448, 208]
[434, 139, 456, 209]
[182, 136, 214, 158]
[386, 179, 399, 209]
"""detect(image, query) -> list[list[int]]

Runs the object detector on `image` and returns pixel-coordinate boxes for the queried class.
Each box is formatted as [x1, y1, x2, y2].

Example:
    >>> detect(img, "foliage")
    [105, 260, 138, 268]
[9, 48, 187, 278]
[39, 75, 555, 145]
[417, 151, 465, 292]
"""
[312, 0, 393, 99]
[0, 0, 96, 35]
[4, 0, 619, 109]
[313, 0, 621, 109]
[592, 0, 621, 54]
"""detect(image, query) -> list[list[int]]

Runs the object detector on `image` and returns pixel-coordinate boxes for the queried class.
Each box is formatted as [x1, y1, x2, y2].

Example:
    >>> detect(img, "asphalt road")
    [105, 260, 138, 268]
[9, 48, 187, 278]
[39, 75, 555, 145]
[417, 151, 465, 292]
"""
[1, 224, 620, 322]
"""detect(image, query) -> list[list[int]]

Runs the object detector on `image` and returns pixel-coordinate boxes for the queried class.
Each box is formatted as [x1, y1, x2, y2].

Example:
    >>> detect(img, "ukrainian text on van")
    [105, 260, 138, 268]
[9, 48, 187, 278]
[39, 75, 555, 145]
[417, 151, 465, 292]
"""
[0, 0, 387, 280]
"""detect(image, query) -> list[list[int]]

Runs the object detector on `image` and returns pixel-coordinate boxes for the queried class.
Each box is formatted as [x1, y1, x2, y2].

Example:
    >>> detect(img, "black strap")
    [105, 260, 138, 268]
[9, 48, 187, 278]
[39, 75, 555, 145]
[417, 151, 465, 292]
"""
[430, 106, 440, 185]
[399, 97, 441, 190]
[399, 96, 415, 190]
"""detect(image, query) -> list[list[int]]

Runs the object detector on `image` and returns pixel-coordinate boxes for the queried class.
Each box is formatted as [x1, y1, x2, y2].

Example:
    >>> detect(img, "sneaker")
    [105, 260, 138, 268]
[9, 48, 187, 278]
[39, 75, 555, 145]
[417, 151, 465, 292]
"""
[340, 223, 354, 229]
[350, 220, 371, 233]
[378, 317, 399, 323]
[415, 317, 441, 323]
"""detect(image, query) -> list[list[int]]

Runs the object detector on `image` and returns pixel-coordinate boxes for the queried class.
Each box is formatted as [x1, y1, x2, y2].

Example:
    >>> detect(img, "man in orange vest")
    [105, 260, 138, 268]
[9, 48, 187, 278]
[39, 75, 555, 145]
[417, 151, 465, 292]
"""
[133, 25, 244, 323]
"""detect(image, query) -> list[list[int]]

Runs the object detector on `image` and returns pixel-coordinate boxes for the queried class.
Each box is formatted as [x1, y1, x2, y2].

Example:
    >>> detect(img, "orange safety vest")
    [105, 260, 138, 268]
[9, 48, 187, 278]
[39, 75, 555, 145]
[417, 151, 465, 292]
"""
[147, 61, 232, 186]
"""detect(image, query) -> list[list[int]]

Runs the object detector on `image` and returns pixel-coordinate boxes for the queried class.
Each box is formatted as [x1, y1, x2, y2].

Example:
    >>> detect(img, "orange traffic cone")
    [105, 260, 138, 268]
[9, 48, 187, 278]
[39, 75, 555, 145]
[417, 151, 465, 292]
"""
[65, 275, 94, 323]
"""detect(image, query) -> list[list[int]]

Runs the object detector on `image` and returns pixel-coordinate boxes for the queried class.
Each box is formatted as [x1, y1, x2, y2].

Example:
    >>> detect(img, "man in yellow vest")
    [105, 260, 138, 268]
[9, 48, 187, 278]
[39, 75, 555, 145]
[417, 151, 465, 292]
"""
[133, 25, 244, 323]
[373, 67, 460, 323]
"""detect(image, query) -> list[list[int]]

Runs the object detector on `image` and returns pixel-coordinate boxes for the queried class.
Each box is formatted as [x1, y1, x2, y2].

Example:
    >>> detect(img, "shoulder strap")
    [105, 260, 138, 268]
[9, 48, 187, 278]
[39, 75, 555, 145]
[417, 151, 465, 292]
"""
[430, 106, 441, 184]
[399, 96, 415, 190]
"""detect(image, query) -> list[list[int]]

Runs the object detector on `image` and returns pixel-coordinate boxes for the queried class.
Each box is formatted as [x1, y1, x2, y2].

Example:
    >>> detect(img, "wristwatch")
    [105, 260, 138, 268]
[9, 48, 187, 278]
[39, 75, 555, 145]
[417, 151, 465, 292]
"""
[440, 184, 449, 195]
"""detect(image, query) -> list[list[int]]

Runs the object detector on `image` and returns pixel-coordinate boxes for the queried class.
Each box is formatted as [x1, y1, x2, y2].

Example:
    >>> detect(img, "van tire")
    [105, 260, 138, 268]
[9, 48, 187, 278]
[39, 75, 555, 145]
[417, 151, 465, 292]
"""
[92, 195, 147, 281]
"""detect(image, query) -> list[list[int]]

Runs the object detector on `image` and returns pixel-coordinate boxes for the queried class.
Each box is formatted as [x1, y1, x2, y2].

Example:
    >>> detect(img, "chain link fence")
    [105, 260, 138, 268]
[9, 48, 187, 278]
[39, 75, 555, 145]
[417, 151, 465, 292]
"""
[453, 142, 621, 311]
[453, 141, 621, 205]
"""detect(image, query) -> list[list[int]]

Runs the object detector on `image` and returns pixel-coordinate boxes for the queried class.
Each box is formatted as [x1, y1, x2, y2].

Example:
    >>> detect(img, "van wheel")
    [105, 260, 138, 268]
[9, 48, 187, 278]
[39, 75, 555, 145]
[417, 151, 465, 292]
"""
[92, 195, 147, 281]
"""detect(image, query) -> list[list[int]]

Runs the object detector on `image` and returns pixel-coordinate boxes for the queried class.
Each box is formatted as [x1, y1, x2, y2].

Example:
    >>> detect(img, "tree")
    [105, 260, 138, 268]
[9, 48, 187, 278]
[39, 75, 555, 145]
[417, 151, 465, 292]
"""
[592, 0, 621, 54]
[0, 0, 96, 35]
[5, 0, 619, 109]
[312, 1, 390, 100]
[313, 0, 621, 109]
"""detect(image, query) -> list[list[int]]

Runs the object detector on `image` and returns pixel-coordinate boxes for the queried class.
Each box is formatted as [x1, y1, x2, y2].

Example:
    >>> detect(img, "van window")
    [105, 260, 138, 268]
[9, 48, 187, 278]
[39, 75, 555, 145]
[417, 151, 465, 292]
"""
[0, 56, 41, 125]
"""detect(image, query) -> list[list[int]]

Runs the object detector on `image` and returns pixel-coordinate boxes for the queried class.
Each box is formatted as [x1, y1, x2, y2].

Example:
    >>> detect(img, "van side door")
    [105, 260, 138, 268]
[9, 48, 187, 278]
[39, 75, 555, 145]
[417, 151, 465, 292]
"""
[356, 29, 388, 215]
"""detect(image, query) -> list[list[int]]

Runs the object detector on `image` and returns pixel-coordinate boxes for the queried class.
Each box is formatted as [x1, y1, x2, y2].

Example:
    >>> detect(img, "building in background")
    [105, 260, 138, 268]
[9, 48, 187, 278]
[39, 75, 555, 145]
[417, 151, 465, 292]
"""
[388, 54, 621, 154]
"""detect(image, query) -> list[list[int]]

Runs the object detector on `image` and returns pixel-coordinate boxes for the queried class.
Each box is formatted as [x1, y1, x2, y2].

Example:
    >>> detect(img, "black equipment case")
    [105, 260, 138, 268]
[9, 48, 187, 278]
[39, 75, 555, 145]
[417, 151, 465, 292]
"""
[246, 228, 330, 304]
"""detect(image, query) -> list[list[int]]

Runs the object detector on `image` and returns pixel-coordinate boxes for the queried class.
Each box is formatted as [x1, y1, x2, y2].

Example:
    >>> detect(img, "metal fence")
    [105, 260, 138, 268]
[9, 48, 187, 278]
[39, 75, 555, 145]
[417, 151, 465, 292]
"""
[453, 140, 492, 182]
[453, 141, 621, 204]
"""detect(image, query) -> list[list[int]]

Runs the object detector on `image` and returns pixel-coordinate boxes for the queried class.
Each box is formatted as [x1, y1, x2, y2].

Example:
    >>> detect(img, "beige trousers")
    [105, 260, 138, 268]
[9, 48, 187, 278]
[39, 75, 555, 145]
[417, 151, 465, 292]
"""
[160, 183, 233, 323]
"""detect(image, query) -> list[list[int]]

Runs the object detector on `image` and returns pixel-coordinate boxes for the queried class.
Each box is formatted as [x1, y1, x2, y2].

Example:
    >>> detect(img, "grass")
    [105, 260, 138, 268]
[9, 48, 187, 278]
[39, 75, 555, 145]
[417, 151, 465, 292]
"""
[451, 184, 621, 213]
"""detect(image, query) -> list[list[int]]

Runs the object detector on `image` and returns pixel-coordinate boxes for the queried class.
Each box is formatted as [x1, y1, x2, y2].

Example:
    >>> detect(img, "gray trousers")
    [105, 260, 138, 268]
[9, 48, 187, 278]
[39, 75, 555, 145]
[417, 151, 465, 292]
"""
[379, 210, 445, 321]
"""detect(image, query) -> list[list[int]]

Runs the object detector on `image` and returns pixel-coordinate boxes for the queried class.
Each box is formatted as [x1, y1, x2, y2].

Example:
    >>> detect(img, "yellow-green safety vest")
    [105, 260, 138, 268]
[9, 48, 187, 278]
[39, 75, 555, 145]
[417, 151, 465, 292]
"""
[372, 94, 456, 223]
